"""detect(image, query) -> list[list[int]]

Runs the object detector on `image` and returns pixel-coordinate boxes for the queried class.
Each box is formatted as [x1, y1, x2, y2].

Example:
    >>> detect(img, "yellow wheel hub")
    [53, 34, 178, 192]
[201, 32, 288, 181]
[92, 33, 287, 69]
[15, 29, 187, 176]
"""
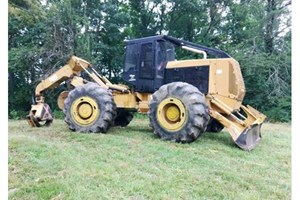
[78, 103, 93, 118]
[157, 97, 187, 132]
[166, 106, 180, 122]
[71, 96, 99, 126]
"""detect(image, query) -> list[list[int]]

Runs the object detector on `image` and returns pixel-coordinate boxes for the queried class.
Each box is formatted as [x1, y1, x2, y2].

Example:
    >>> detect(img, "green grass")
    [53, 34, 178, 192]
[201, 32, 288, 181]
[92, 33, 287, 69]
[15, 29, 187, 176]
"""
[8, 118, 291, 200]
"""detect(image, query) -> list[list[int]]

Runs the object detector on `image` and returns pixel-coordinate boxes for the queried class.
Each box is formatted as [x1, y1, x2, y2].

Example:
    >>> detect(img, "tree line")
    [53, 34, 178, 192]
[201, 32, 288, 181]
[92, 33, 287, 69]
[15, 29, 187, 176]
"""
[8, 0, 291, 121]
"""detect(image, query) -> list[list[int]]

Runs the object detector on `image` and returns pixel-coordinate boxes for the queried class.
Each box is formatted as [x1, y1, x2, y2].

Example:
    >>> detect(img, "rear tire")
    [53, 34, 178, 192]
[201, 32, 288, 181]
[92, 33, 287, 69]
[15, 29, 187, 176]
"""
[63, 82, 116, 133]
[148, 82, 210, 143]
[206, 118, 224, 133]
[114, 109, 134, 127]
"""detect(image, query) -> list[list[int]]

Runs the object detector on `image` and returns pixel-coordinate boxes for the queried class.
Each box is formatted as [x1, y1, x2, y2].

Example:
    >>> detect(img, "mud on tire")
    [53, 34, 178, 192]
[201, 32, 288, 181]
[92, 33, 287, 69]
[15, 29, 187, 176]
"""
[63, 82, 116, 133]
[148, 82, 210, 143]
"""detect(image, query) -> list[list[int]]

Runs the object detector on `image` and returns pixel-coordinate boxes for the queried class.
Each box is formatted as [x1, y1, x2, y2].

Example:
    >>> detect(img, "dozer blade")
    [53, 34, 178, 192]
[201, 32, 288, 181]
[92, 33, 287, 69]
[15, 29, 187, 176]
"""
[234, 124, 262, 151]
[210, 102, 266, 150]
[27, 103, 53, 127]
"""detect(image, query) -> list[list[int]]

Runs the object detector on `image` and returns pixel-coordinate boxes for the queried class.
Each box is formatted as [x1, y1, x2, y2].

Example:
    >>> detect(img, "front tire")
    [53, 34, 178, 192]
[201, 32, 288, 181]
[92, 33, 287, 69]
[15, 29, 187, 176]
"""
[148, 82, 210, 143]
[63, 82, 116, 133]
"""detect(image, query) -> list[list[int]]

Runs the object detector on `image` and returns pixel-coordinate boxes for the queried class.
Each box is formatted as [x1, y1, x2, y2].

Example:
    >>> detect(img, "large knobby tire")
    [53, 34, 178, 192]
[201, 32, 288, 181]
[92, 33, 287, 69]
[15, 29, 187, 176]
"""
[148, 82, 210, 143]
[206, 118, 224, 133]
[114, 109, 134, 127]
[63, 82, 116, 133]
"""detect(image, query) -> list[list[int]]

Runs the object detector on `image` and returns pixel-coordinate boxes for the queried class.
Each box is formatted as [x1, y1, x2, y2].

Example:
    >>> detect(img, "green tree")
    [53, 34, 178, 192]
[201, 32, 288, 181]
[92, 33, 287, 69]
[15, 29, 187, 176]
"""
[8, 0, 291, 121]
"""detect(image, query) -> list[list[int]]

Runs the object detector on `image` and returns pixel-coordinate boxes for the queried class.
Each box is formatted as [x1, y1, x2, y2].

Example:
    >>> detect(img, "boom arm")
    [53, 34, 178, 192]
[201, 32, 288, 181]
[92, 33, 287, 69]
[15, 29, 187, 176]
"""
[35, 56, 129, 98]
[35, 56, 91, 96]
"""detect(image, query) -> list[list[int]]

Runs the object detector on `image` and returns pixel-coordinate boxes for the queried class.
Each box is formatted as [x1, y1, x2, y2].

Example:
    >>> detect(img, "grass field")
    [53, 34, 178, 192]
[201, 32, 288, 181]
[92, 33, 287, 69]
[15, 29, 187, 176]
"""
[8, 117, 291, 200]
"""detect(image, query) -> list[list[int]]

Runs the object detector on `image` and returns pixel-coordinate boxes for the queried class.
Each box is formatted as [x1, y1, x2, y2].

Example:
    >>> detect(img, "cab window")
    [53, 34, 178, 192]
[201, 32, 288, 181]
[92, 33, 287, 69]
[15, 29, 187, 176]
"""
[124, 44, 137, 72]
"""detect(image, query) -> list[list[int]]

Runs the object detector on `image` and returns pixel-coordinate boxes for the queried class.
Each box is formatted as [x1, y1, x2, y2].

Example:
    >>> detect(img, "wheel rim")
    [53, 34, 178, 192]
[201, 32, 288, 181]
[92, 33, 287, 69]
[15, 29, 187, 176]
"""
[157, 97, 187, 132]
[71, 96, 99, 126]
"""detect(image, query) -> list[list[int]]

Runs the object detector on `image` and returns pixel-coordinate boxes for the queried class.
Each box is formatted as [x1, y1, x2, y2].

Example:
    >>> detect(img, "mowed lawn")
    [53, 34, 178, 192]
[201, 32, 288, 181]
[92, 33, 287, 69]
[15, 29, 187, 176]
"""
[8, 117, 291, 200]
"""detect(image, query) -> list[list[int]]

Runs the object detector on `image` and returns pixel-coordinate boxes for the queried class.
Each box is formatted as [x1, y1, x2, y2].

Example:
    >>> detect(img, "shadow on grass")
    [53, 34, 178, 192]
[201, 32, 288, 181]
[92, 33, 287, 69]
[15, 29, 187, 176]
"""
[111, 124, 238, 149]
[122, 125, 152, 134]
[196, 131, 237, 149]
[45, 119, 238, 149]
[110, 125, 157, 137]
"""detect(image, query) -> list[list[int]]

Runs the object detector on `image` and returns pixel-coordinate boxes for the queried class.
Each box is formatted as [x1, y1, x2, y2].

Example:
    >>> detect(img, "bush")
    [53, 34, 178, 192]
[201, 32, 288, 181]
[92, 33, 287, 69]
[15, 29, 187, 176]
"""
[9, 110, 27, 120]
[53, 110, 65, 119]
[9, 110, 20, 120]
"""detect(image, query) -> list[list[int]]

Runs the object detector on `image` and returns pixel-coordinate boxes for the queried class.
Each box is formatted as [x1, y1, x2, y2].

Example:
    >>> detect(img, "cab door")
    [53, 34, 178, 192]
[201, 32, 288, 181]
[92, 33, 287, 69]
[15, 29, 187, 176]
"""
[136, 42, 155, 92]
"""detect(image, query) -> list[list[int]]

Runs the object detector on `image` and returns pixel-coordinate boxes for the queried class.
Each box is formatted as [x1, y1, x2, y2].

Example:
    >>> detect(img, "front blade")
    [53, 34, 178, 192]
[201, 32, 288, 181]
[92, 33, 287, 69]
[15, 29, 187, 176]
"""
[235, 124, 262, 151]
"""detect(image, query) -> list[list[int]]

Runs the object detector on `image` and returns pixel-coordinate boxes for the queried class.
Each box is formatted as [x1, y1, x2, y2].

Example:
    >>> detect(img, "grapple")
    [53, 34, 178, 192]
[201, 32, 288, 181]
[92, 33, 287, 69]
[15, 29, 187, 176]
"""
[26, 103, 53, 127]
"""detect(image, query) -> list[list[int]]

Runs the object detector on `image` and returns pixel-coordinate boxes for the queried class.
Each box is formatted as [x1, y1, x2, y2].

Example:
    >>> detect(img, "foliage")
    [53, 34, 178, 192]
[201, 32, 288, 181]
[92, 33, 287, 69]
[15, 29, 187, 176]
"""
[9, 110, 21, 120]
[8, 0, 291, 121]
[52, 110, 64, 120]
